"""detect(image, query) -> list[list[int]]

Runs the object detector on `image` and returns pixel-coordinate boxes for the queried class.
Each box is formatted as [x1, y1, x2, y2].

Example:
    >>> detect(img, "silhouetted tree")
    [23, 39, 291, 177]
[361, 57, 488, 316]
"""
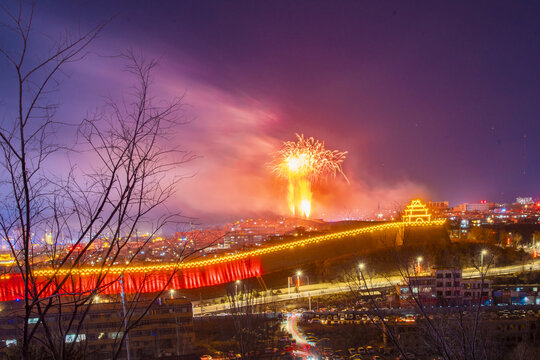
[0, 3, 197, 360]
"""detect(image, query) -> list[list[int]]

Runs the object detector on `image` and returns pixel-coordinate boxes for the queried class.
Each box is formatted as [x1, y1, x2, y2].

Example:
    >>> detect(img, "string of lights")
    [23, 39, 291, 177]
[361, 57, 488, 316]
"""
[31, 220, 445, 277]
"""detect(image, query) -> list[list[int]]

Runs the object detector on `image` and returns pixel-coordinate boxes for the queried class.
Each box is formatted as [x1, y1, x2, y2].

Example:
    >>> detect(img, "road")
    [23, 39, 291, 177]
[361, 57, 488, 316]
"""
[193, 259, 540, 316]
[284, 313, 316, 359]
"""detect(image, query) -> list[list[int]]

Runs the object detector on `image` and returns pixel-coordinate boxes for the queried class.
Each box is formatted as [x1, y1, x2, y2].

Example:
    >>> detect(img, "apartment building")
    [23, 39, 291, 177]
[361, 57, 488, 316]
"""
[0, 292, 194, 360]
[395, 268, 492, 307]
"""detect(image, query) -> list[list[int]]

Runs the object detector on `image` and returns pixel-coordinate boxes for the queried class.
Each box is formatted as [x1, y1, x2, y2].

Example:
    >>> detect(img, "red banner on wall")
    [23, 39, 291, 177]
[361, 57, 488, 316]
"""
[0, 257, 262, 302]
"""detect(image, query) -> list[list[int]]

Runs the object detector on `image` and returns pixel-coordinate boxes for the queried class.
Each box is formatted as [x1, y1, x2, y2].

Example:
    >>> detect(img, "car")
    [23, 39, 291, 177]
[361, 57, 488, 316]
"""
[398, 353, 416, 359]
[366, 346, 374, 354]
[357, 347, 366, 355]
[311, 318, 322, 324]
[348, 348, 357, 355]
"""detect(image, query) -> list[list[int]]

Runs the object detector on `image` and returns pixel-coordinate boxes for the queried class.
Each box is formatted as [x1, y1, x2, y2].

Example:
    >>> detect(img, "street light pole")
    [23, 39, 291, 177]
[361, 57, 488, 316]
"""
[481, 249, 487, 269]
[296, 271, 311, 311]
[296, 271, 301, 298]
[358, 263, 365, 289]
[305, 274, 311, 312]
[235, 280, 241, 300]
[287, 276, 291, 295]
[416, 256, 423, 274]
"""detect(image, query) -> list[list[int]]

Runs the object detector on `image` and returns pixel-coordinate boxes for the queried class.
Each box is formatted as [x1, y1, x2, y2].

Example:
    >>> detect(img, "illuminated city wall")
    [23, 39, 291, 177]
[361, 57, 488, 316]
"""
[0, 220, 445, 302]
[0, 258, 262, 302]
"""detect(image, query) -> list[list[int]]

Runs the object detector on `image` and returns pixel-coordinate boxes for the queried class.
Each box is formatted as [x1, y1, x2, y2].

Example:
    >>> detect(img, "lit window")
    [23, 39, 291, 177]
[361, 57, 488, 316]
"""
[65, 334, 86, 343]
[108, 331, 124, 340]
[5, 340, 17, 347]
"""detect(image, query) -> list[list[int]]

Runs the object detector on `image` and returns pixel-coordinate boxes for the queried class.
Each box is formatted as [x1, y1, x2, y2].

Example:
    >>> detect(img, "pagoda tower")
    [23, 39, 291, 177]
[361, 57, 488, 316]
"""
[402, 199, 432, 223]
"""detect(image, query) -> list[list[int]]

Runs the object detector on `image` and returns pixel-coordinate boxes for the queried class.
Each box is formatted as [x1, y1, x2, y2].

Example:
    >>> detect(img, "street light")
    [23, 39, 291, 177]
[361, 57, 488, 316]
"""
[296, 271, 309, 287]
[481, 249, 488, 269]
[296, 271, 311, 311]
[416, 256, 423, 274]
[358, 263, 369, 291]
[235, 280, 241, 299]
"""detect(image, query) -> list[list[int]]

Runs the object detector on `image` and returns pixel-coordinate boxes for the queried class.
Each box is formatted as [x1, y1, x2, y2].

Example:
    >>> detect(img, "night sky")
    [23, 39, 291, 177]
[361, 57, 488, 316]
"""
[1, 1, 539, 224]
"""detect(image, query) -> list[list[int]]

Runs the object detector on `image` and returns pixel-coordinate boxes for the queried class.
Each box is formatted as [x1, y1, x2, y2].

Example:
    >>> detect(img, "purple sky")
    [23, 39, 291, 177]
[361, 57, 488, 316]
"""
[1, 1, 539, 225]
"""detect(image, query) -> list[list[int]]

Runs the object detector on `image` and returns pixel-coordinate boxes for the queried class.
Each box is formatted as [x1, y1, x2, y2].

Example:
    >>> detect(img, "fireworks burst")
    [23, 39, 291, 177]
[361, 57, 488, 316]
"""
[273, 134, 348, 218]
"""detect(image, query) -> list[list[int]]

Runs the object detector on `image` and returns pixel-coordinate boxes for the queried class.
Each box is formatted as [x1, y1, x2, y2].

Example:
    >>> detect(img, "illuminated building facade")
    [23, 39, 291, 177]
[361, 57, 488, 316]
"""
[455, 202, 490, 212]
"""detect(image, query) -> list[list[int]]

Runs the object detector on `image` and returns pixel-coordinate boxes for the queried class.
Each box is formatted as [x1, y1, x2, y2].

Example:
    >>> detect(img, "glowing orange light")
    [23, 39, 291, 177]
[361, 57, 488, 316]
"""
[274, 134, 348, 218]
[402, 200, 432, 223]
[30, 220, 445, 277]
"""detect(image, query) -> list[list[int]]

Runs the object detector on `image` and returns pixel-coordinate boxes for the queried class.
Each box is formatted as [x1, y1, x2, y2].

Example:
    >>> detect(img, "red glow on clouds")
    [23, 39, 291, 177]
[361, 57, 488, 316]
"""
[158, 70, 428, 222]
[55, 54, 430, 224]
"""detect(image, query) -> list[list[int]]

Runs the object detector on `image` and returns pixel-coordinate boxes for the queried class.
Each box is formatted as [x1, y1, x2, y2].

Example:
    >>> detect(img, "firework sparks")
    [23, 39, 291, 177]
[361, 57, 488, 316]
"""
[274, 134, 348, 218]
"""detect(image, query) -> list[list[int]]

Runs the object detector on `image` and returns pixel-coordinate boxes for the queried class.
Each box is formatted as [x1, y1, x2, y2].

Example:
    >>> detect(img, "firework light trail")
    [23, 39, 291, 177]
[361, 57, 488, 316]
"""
[274, 134, 348, 218]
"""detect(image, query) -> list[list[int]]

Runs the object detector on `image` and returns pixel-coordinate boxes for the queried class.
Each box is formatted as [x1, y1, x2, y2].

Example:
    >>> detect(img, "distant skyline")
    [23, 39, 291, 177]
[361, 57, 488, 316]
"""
[1, 1, 538, 225]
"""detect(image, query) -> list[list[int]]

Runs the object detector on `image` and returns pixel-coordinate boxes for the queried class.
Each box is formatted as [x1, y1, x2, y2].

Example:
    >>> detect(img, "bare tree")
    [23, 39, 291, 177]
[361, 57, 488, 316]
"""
[345, 245, 498, 360]
[225, 282, 259, 360]
[0, 3, 196, 360]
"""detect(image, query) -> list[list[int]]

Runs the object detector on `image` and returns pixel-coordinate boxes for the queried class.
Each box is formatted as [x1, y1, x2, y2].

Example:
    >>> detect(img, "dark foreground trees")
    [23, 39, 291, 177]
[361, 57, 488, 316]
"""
[0, 3, 195, 359]
[343, 243, 540, 360]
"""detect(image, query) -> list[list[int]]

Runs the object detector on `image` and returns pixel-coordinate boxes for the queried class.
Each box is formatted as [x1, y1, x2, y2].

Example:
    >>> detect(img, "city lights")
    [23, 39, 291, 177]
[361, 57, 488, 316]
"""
[29, 219, 445, 277]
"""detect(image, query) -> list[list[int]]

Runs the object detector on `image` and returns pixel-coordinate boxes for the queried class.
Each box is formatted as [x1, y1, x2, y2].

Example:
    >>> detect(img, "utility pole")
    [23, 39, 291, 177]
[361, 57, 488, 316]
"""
[200, 292, 203, 316]
[120, 273, 131, 360]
